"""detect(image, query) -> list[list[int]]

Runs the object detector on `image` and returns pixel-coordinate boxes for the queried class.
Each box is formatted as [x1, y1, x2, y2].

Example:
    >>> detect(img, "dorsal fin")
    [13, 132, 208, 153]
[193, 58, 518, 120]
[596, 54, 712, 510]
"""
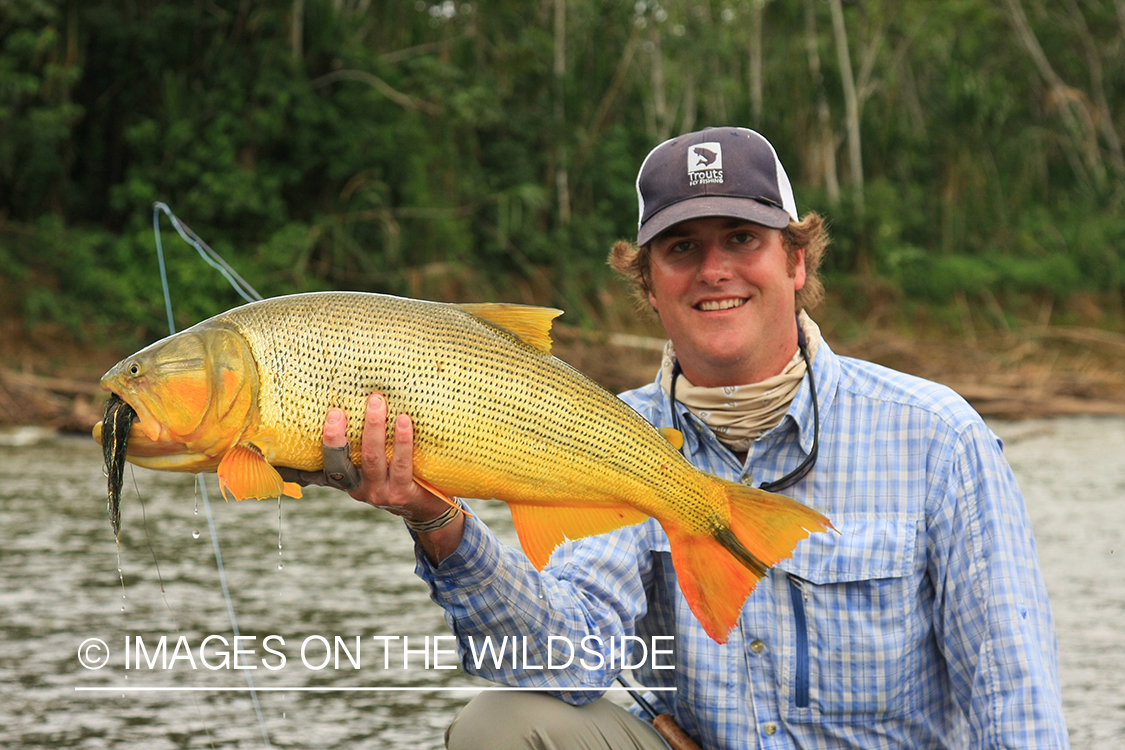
[455, 302, 563, 354]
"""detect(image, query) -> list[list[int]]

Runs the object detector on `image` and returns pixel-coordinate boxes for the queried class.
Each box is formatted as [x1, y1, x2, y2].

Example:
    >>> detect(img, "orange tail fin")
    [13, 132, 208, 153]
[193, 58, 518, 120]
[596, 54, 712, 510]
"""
[665, 480, 833, 644]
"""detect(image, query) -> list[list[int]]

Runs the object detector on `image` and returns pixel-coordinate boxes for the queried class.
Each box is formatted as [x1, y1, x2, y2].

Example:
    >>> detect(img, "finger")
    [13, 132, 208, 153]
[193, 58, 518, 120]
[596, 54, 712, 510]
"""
[318, 407, 360, 490]
[323, 408, 348, 448]
[359, 393, 390, 488]
[387, 412, 416, 491]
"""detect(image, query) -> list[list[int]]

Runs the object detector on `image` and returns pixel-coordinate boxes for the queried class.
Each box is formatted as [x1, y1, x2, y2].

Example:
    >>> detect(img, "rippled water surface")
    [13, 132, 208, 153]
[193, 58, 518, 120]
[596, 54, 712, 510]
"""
[1, 417, 1122, 748]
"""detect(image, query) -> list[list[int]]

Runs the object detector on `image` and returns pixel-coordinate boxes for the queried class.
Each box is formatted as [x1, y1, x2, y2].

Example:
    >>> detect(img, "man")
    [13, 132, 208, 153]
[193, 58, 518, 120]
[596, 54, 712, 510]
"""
[297, 127, 1069, 748]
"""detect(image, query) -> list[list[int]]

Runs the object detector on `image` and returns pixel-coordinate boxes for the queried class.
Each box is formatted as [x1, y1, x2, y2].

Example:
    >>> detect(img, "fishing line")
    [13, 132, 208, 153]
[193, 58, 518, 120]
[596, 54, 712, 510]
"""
[132, 468, 218, 750]
[152, 202, 263, 309]
[152, 203, 273, 749]
[132, 469, 167, 593]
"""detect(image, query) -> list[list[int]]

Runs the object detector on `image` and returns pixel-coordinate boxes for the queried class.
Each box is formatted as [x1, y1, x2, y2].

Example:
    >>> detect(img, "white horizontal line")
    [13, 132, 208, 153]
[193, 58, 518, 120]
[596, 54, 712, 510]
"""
[75, 686, 676, 693]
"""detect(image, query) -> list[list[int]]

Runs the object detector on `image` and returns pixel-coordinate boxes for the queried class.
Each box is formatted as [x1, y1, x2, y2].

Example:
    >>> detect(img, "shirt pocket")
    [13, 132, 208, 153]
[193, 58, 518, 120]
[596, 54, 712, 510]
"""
[774, 517, 922, 721]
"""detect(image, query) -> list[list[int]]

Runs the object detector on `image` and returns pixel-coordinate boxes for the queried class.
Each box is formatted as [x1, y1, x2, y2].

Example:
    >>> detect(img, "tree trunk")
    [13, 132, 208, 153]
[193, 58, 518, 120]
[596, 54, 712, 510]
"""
[1001, 0, 1105, 189]
[828, 0, 864, 215]
[649, 24, 670, 141]
[805, 0, 839, 205]
[1064, 0, 1125, 184]
[554, 0, 570, 224]
[291, 0, 305, 62]
[749, 1, 763, 126]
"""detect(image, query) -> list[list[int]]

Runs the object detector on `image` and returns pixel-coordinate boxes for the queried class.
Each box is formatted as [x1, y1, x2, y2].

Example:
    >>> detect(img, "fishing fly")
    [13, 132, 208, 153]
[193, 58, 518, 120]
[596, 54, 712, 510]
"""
[102, 393, 137, 540]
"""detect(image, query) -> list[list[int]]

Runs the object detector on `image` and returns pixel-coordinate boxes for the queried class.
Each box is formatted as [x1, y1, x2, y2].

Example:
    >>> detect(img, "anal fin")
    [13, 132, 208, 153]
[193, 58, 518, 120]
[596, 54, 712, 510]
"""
[217, 443, 303, 501]
[509, 503, 648, 570]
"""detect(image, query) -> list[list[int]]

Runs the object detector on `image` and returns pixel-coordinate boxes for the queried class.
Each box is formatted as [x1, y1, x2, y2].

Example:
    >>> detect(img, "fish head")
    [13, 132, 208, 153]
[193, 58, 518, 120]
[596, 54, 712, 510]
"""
[95, 324, 258, 468]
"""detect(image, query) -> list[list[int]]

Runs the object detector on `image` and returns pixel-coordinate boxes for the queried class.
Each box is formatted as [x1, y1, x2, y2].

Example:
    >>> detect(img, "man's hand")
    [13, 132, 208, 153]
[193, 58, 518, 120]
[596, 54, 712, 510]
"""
[336, 393, 450, 522]
[276, 393, 466, 564]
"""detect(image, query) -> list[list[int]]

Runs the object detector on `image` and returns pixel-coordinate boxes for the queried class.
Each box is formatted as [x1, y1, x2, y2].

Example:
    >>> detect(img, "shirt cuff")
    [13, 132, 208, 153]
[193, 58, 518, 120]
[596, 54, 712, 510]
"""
[413, 501, 503, 595]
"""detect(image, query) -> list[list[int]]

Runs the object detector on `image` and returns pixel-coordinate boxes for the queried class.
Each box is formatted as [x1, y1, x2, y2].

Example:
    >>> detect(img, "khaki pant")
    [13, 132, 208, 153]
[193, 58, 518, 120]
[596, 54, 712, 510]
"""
[445, 691, 672, 750]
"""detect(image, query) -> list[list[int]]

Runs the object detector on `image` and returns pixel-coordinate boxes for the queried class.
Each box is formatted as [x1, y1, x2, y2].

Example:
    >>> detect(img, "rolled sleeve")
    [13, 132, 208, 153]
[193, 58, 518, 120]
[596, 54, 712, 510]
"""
[414, 505, 503, 594]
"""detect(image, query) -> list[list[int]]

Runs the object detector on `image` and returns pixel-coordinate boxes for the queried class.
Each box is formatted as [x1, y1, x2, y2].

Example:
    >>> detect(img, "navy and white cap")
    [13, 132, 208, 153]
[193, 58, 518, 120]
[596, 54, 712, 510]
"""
[636, 127, 799, 246]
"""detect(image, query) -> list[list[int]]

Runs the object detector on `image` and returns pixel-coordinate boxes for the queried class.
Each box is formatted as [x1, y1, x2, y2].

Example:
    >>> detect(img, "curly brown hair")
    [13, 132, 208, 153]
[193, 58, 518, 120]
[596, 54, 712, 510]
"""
[608, 211, 829, 312]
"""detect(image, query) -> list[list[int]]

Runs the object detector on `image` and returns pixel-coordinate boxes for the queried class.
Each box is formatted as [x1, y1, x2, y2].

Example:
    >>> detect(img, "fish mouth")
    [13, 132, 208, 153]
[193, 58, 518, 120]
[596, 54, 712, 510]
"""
[695, 297, 748, 312]
[102, 393, 138, 541]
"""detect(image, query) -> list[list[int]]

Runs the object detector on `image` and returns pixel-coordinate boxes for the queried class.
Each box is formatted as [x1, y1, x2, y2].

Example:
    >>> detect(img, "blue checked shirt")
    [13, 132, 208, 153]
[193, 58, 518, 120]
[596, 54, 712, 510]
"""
[415, 341, 1069, 749]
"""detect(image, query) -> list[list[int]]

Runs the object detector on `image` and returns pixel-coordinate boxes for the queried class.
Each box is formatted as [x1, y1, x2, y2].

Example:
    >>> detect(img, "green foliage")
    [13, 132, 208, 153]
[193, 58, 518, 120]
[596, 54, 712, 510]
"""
[1, 0, 1122, 347]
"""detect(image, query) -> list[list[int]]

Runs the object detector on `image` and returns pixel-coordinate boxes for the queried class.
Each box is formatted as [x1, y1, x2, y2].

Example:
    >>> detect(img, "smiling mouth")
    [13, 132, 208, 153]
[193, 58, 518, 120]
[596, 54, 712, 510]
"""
[696, 298, 748, 311]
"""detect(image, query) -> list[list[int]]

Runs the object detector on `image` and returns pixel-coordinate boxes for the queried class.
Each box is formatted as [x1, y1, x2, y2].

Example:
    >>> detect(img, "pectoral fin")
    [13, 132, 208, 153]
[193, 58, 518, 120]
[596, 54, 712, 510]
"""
[509, 503, 649, 569]
[658, 427, 684, 450]
[217, 443, 303, 501]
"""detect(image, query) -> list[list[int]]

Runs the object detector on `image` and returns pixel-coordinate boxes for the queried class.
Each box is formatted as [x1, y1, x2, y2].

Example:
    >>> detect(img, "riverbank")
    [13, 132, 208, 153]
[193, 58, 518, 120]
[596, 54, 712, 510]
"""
[2, 301, 1124, 435]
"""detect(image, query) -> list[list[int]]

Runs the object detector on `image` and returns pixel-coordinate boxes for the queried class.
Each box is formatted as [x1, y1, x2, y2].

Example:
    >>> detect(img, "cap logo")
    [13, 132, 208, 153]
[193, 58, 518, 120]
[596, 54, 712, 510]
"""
[687, 142, 723, 186]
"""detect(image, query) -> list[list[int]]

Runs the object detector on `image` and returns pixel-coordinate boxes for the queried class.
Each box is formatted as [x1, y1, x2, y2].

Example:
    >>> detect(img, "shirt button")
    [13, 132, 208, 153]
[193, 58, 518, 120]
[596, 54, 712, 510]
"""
[749, 639, 765, 653]
[762, 722, 778, 735]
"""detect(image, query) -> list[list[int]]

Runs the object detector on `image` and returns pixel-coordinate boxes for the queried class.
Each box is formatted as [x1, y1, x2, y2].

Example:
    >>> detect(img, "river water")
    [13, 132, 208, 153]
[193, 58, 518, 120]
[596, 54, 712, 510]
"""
[0, 416, 1122, 748]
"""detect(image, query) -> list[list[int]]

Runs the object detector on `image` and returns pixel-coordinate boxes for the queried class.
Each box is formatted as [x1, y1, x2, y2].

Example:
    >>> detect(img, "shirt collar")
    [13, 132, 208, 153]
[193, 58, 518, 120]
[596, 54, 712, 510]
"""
[783, 337, 840, 455]
[658, 338, 841, 460]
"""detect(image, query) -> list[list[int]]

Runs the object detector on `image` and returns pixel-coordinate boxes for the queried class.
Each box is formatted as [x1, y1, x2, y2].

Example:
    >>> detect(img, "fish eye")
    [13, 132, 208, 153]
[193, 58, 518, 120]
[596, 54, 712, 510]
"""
[128, 362, 141, 376]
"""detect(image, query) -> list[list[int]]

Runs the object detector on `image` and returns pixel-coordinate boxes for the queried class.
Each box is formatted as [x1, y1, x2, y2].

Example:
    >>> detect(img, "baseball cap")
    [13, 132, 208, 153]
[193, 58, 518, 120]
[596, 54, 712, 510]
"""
[636, 127, 799, 246]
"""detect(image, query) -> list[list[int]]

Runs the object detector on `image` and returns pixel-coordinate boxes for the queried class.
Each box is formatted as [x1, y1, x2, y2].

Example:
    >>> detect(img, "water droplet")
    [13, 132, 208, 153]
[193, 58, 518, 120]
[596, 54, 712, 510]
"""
[282, 711, 286, 719]
[192, 529, 200, 539]
[277, 498, 284, 569]
[117, 556, 127, 613]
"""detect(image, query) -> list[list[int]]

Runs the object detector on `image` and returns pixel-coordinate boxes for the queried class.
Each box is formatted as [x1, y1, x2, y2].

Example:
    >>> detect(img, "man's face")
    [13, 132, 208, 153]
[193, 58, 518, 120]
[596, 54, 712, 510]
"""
[647, 216, 806, 387]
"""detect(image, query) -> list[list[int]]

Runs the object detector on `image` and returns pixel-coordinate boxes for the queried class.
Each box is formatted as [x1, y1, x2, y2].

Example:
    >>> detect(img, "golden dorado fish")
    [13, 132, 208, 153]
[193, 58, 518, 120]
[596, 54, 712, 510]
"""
[93, 292, 831, 643]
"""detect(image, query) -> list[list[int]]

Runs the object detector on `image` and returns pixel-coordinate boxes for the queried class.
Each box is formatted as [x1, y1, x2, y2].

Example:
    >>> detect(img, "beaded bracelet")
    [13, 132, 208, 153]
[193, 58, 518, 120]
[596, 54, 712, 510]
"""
[404, 498, 465, 534]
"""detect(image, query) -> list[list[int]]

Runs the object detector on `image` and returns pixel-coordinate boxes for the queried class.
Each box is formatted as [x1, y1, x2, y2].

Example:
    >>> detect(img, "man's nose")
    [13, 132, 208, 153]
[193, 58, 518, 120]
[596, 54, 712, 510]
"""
[697, 244, 733, 284]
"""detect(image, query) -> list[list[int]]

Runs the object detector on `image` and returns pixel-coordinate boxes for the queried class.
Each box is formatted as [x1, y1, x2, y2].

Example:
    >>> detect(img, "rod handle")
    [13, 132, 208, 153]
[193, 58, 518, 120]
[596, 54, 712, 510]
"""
[653, 714, 703, 750]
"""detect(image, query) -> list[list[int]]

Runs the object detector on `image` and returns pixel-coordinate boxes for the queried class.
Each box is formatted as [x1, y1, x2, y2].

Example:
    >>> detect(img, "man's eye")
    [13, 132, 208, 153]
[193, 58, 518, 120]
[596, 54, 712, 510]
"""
[671, 241, 694, 254]
[731, 232, 753, 244]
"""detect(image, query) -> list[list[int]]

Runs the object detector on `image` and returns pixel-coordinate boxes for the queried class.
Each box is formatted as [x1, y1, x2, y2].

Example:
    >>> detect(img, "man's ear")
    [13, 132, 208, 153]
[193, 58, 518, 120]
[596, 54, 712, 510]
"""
[792, 247, 807, 291]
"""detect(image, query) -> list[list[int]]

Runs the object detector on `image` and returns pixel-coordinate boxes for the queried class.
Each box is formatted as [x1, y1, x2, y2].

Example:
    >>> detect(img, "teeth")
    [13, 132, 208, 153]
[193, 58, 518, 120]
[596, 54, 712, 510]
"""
[698, 298, 746, 311]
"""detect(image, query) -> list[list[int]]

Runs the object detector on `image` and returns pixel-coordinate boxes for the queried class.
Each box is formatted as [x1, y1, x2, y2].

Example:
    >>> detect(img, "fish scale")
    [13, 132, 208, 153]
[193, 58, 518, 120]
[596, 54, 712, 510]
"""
[94, 291, 832, 643]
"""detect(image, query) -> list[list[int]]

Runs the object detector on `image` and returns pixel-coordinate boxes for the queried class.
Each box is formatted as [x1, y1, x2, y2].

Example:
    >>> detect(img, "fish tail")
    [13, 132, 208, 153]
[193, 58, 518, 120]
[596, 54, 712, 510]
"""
[665, 480, 832, 644]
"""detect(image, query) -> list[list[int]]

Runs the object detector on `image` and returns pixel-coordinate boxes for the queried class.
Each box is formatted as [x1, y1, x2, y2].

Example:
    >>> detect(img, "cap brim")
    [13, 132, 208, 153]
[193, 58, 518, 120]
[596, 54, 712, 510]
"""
[638, 197, 793, 246]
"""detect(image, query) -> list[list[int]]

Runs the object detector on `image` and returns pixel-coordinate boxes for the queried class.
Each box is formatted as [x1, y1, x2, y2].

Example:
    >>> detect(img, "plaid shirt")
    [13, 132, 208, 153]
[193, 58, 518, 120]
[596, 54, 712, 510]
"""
[416, 341, 1069, 749]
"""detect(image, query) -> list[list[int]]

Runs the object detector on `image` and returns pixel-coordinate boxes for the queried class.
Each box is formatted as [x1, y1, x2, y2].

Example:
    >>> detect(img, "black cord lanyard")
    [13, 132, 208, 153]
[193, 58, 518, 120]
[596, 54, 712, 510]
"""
[667, 319, 820, 493]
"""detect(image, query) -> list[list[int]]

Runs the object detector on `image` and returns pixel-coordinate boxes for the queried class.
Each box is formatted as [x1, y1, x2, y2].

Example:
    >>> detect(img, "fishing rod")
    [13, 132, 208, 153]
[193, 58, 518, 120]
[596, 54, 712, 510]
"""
[615, 674, 702, 750]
